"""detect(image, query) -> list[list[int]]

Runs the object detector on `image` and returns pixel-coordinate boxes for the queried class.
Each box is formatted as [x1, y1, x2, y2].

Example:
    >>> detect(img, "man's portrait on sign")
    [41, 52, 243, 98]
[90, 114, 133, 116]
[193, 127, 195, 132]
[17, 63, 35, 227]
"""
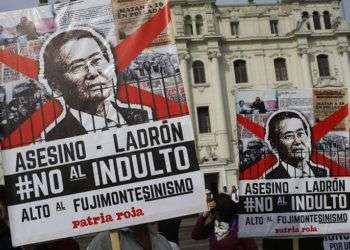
[264, 110, 329, 179]
[39, 27, 152, 141]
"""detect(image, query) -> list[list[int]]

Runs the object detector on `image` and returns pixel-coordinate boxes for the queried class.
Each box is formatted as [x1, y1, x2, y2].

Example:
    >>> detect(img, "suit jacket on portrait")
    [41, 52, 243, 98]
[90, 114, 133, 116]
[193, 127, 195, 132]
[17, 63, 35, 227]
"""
[265, 162, 328, 179]
[45, 105, 150, 141]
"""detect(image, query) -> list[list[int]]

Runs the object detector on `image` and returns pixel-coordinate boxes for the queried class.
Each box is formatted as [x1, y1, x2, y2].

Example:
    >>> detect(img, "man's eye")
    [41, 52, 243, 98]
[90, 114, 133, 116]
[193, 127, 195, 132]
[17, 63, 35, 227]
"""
[284, 134, 293, 140]
[91, 57, 102, 65]
[70, 64, 84, 72]
[297, 131, 306, 137]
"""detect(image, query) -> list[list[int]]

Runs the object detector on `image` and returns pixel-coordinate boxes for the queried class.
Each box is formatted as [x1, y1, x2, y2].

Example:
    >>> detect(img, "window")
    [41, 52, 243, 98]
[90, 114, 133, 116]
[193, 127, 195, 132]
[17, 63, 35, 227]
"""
[195, 15, 203, 35]
[302, 12, 311, 30]
[313, 12, 321, 30]
[302, 12, 309, 19]
[197, 106, 211, 133]
[323, 11, 332, 29]
[184, 15, 193, 36]
[270, 20, 279, 35]
[274, 58, 288, 81]
[192, 60, 206, 83]
[230, 21, 239, 36]
[234, 60, 248, 83]
[317, 54, 330, 77]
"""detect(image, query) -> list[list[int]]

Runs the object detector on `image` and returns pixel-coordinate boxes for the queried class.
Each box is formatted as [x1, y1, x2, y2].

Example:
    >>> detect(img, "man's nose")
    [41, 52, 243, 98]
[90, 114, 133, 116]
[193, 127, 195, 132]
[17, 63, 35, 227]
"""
[293, 135, 302, 144]
[85, 63, 100, 79]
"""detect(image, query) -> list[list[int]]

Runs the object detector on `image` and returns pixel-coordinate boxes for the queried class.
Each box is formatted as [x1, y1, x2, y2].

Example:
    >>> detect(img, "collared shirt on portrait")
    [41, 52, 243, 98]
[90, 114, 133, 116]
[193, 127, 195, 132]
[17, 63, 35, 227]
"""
[69, 105, 125, 133]
[280, 160, 315, 178]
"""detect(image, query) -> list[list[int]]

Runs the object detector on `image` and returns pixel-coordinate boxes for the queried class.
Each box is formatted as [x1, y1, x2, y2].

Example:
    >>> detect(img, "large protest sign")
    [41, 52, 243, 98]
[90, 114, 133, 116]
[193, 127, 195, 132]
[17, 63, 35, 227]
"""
[0, 0, 206, 246]
[236, 89, 349, 237]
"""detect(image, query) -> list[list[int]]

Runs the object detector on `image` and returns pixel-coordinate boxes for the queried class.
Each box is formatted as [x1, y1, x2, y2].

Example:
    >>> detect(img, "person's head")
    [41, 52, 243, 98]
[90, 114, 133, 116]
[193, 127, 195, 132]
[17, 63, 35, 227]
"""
[42, 28, 116, 114]
[255, 97, 261, 102]
[223, 186, 227, 192]
[238, 100, 244, 107]
[20, 16, 28, 24]
[231, 185, 237, 193]
[213, 193, 237, 223]
[266, 110, 311, 166]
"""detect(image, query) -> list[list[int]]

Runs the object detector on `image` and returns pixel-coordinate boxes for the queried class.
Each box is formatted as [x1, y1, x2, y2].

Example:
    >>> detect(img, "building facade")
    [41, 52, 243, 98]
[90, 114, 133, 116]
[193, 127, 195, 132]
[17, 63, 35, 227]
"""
[171, 0, 350, 193]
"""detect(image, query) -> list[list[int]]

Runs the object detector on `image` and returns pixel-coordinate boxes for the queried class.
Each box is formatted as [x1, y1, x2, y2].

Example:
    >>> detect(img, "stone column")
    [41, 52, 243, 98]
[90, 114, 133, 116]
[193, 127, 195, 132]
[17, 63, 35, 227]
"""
[298, 47, 313, 88]
[208, 49, 230, 159]
[338, 45, 350, 86]
[178, 51, 193, 115]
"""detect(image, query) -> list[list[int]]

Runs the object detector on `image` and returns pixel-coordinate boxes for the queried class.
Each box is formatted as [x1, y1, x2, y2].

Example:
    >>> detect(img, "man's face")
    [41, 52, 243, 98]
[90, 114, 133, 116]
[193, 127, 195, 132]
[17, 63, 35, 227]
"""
[239, 101, 244, 107]
[274, 117, 311, 164]
[55, 37, 114, 112]
[256, 97, 260, 102]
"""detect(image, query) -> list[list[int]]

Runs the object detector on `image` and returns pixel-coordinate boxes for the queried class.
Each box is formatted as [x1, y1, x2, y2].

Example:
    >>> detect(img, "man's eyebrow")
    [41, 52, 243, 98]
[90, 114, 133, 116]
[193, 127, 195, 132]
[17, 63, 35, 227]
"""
[68, 52, 101, 67]
[282, 128, 306, 135]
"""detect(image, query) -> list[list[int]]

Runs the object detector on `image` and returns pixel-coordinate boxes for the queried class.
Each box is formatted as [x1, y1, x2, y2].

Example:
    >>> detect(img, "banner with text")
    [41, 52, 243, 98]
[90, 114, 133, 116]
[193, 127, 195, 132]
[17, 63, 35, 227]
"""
[236, 89, 349, 237]
[0, 0, 206, 246]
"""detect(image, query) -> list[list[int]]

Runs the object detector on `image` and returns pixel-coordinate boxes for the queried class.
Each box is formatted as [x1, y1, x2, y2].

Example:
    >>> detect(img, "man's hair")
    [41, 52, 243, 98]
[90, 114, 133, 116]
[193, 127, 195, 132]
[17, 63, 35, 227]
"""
[214, 193, 237, 222]
[0, 185, 6, 206]
[266, 111, 309, 148]
[43, 29, 110, 87]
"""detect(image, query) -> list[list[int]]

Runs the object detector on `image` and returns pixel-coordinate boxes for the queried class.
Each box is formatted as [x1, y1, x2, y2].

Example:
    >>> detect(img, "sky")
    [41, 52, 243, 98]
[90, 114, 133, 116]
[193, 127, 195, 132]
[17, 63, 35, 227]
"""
[0, 0, 348, 19]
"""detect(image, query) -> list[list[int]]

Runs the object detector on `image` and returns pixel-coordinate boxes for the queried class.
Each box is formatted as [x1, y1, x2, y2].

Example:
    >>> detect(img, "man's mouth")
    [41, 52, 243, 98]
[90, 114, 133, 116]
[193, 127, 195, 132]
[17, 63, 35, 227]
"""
[88, 83, 106, 91]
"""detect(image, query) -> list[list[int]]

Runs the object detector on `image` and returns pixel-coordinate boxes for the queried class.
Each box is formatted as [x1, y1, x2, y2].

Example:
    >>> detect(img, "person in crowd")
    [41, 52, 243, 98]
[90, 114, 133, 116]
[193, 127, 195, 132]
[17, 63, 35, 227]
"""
[230, 185, 239, 203]
[192, 193, 258, 250]
[41, 28, 152, 140]
[238, 100, 252, 114]
[16, 17, 38, 40]
[251, 97, 266, 113]
[87, 224, 178, 250]
[158, 217, 182, 246]
[264, 110, 328, 179]
[0, 185, 20, 250]
[0, 25, 15, 45]
[222, 186, 229, 194]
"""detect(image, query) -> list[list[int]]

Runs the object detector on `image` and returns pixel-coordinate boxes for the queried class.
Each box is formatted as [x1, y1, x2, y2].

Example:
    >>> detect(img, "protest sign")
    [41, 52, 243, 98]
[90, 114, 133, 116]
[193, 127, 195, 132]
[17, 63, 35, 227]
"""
[236, 89, 350, 238]
[0, 0, 206, 246]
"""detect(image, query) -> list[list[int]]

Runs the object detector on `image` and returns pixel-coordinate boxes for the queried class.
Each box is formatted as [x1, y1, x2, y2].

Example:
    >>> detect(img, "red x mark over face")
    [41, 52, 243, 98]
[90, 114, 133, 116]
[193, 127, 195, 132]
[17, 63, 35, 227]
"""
[237, 103, 350, 179]
[0, 3, 189, 149]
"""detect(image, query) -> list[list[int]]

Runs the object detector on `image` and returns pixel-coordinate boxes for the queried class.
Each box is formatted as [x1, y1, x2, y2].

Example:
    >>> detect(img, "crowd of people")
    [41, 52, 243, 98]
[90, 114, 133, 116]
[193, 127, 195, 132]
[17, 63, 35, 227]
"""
[0, 16, 38, 46]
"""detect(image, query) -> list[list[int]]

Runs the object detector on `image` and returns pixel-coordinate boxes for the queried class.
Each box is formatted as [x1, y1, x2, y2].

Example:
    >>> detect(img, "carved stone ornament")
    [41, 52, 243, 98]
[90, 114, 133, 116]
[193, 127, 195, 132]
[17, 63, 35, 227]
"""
[297, 47, 309, 56]
[208, 49, 222, 60]
[337, 46, 349, 55]
[178, 52, 191, 62]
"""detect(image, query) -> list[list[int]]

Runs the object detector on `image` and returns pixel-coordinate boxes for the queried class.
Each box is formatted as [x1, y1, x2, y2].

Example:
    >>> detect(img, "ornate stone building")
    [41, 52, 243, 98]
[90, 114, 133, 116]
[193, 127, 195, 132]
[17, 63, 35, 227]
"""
[171, 0, 350, 192]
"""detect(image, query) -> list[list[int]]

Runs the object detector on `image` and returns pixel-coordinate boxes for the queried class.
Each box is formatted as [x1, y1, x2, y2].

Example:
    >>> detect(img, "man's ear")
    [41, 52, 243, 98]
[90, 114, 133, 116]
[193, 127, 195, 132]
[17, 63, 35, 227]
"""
[49, 82, 63, 97]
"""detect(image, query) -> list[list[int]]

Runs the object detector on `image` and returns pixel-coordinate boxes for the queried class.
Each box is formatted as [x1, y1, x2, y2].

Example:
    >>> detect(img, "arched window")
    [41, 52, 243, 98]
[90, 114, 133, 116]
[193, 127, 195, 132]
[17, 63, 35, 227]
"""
[192, 60, 206, 83]
[302, 12, 309, 19]
[195, 15, 203, 35]
[234, 60, 248, 83]
[323, 11, 332, 29]
[184, 15, 193, 36]
[302, 12, 311, 29]
[274, 58, 288, 81]
[317, 54, 330, 77]
[313, 11, 321, 30]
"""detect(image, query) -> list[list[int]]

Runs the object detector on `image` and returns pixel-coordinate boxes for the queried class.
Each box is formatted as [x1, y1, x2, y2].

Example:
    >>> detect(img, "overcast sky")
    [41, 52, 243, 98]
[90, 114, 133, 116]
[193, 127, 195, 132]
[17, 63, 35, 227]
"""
[0, 0, 348, 19]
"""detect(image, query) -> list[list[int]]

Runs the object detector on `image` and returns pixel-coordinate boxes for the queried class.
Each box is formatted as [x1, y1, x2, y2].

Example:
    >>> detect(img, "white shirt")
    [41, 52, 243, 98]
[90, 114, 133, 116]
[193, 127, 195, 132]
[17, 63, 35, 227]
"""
[69, 103, 125, 132]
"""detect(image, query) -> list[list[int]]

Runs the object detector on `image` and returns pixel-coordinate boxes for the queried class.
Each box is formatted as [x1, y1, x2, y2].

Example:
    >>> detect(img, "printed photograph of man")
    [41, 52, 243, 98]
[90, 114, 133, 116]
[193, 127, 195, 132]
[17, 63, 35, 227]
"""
[264, 110, 329, 179]
[16, 16, 38, 40]
[40, 28, 152, 141]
